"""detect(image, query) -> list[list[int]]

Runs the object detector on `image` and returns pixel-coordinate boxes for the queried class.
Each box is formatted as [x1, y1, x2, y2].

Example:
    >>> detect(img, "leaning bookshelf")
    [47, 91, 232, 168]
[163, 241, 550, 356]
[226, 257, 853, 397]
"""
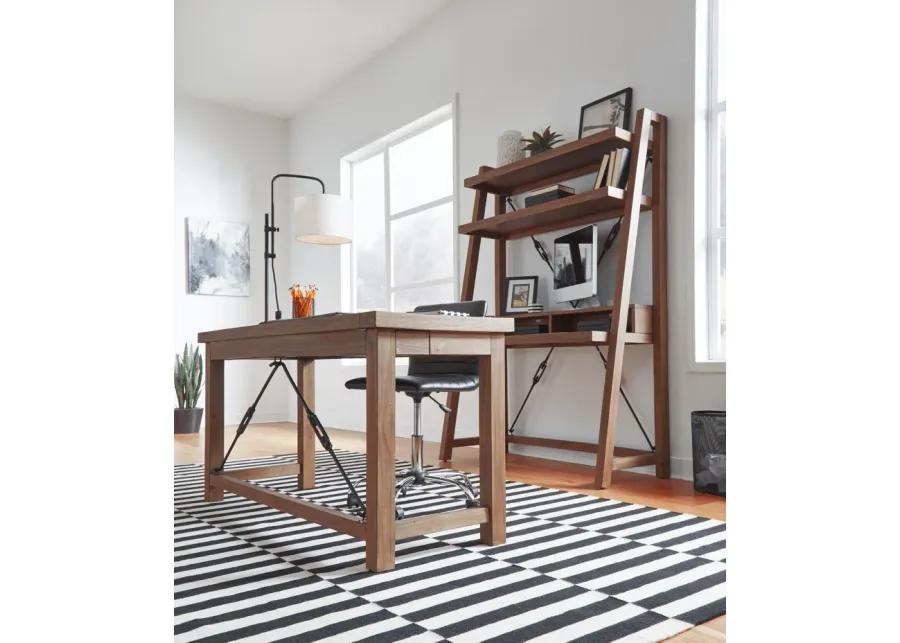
[439, 108, 669, 489]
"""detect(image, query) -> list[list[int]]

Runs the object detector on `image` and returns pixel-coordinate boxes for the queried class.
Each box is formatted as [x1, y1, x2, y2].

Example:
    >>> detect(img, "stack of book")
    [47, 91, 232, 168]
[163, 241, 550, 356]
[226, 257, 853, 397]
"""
[576, 318, 611, 332]
[593, 148, 631, 190]
[523, 184, 574, 208]
[513, 325, 548, 335]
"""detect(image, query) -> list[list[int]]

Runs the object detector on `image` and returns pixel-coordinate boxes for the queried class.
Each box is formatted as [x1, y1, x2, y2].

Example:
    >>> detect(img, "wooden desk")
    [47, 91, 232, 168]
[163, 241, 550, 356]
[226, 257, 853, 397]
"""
[198, 311, 513, 572]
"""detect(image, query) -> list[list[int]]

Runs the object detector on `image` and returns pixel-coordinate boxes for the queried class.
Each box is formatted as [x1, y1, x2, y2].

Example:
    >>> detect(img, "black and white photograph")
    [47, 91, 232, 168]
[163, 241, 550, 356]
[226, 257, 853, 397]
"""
[185, 218, 251, 296]
[503, 275, 539, 313]
[553, 233, 593, 288]
[578, 87, 633, 138]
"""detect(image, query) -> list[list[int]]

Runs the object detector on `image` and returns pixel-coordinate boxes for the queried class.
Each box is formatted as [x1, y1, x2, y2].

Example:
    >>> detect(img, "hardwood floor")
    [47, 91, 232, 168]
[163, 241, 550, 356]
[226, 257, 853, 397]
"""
[175, 422, 725, 641]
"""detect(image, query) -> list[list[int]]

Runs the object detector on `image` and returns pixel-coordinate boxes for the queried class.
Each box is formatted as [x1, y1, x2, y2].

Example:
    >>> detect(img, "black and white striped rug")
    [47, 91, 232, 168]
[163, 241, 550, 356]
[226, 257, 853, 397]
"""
[175, 451, 725, 642]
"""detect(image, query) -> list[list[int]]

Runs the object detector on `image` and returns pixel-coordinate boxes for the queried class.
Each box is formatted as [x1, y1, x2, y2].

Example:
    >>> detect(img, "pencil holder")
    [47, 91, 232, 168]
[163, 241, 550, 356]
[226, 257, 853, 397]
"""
[292, 296, 314, 318]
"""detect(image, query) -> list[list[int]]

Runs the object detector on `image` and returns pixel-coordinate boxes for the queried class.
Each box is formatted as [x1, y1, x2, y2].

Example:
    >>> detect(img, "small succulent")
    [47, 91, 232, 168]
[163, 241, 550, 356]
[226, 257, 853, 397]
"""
[521, 127, 564, 155]
[174, 342, 203, 409]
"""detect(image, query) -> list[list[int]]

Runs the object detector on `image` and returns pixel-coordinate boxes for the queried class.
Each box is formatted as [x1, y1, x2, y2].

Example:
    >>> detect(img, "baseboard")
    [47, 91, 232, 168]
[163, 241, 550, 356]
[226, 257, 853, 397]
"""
[224, 412, 291, 426]
[249, 420, 696, 483]
[507, 443, 694, 482]
[628, 457, 693, 481]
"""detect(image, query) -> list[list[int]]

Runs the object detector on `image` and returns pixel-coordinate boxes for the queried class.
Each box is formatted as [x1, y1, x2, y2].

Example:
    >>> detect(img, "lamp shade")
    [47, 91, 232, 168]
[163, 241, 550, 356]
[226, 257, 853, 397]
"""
[293, 194, 353, 244]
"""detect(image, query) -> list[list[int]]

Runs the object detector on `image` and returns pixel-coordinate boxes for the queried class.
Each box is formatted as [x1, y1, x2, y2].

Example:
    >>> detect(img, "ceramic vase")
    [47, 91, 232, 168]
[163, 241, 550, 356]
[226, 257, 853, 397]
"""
[497, 130, 525, 166]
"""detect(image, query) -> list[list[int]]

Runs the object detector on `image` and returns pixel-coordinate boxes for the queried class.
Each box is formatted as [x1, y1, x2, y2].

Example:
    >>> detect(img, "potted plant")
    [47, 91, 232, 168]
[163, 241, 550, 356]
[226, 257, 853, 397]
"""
[174, 342, 203, 434]
[521, 126, 564, 156]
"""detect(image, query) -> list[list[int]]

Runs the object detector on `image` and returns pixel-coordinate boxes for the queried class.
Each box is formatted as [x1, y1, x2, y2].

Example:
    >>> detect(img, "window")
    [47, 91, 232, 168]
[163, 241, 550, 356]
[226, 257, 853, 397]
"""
[698, 0, 726, 363]
[343, 106, 456, 315]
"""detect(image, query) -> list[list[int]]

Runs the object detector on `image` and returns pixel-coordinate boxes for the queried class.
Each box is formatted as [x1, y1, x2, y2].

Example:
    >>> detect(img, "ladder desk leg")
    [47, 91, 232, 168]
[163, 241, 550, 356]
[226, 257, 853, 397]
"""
[596, 108, 653, 488]
[440, 186, 488, 461]
[651, 115, 671, 479]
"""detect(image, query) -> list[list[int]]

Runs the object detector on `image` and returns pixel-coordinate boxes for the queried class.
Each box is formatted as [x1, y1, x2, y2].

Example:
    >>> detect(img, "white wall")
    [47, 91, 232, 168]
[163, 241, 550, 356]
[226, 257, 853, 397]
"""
[286, 0, 725, 479]
[175, 94, 292, 425]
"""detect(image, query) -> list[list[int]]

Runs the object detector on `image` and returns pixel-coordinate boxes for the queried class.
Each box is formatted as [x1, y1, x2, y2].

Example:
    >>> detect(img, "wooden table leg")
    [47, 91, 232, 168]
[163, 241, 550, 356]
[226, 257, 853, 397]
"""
[479, 334, 506, 545]
[297, 359, 316, 489]
[203, 354, 224, 502]
[365, 329, 396, 571]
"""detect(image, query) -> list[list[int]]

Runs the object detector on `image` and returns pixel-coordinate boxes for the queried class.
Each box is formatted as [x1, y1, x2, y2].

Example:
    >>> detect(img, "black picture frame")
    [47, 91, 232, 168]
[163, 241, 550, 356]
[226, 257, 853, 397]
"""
[578, 87, 633, 139]
[503, 275, 539, 315]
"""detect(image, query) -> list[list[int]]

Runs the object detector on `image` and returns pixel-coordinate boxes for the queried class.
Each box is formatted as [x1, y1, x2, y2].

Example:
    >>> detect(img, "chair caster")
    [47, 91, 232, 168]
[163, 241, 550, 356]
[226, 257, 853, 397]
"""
[347, 493, 363, 509]
[395, 507, 405, 520]
[465, 497, 480, 509]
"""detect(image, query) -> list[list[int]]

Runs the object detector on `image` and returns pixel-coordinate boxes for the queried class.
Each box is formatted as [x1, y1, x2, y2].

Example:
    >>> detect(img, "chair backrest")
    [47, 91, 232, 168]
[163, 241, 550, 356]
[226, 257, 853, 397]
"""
[408, 300, 487, 377]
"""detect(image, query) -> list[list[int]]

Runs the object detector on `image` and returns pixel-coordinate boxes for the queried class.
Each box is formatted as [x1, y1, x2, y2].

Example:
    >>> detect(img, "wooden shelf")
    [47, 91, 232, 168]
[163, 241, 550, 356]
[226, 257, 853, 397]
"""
[505, 331, 653, 349]
[458, 187, 651, 240]
[464, 127, 633, 195]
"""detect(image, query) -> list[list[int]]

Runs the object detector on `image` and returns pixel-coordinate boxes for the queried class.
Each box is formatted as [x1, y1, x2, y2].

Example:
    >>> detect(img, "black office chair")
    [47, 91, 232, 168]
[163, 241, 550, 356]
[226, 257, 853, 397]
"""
[344, 300, 486, 518]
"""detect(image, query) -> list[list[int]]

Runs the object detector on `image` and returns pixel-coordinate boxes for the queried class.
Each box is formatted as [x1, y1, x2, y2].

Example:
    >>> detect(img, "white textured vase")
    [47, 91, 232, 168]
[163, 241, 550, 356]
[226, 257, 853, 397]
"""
[497, 130, 526, 166]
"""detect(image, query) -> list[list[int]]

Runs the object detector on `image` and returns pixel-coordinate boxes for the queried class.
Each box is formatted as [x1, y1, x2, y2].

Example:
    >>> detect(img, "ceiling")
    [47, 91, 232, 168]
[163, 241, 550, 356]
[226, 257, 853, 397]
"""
[175, 0, 449, 117]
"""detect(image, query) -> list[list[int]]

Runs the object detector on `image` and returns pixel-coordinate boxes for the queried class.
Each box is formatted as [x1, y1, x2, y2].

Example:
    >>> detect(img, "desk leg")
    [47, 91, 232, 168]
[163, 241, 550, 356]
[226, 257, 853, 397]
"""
[203, 355, 224, 502]
[479, 335, 506, 545]
[365, 329, 396, 572]
[297, 359, 316, 489]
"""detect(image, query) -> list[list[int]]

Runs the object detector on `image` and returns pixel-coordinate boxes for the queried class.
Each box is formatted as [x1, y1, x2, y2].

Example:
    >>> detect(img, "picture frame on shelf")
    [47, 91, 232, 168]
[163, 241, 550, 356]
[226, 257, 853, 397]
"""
[578, 87, 633, 139]
[503, 275, 539, 315]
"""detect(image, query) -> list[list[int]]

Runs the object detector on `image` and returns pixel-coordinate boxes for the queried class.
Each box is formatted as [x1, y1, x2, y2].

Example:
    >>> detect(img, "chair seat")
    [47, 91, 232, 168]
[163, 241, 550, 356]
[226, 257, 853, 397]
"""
[345, 374, 479, 394]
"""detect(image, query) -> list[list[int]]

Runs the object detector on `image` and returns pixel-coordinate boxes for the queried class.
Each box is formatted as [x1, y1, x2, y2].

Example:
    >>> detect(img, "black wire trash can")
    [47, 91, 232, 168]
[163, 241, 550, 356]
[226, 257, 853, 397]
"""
[691, 410, 726, 496]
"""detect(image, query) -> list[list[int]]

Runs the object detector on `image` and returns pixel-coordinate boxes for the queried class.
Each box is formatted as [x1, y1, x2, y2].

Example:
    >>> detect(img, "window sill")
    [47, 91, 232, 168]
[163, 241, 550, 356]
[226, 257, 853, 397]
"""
[690, 360, 726, 374]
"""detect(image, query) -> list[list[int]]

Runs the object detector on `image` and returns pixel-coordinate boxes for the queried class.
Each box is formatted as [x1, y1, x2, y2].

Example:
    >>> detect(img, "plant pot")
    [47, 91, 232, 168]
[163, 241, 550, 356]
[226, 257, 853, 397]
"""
[174, 408, 203, 434]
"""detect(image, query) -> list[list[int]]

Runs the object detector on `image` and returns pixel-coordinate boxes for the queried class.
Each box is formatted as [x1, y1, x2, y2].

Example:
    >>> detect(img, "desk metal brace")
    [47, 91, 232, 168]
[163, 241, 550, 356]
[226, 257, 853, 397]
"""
[215, 359, 367, 516]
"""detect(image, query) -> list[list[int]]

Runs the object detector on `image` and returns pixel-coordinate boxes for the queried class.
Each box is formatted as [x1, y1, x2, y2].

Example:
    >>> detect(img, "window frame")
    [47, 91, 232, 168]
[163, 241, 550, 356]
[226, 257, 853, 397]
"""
[339, 100, 459, 364]
[694, 0, 726, 369]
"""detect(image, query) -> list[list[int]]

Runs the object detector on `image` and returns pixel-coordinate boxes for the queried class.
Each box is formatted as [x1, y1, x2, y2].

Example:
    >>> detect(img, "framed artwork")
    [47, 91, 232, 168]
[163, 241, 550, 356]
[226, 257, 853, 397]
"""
[578, 87, 633, 138]
[504, 275, 539, 314]
[186, 218, 251, 296]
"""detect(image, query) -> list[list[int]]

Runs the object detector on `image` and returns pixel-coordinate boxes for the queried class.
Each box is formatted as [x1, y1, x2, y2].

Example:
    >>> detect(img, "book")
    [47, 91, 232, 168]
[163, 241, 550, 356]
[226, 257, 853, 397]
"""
[576, 319, 611, 332]
[613, 148, 631, 189]
[527, 184, 574, 197]
[523, 184, 575, 208]
[604, 149, 618, 187]
[593, 154, 611, 189]
[513, 326, 547, 335]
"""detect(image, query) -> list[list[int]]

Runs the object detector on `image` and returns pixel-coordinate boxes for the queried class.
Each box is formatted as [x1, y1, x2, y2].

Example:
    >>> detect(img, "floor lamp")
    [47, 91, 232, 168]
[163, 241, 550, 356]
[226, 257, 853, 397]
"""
[216, 174, 364, 514]
[264, 173, 353, 322]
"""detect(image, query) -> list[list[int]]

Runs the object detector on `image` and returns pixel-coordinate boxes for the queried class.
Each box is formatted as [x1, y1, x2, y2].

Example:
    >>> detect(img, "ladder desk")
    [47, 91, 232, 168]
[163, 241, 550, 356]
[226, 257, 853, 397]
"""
[440, 107, 670, 489]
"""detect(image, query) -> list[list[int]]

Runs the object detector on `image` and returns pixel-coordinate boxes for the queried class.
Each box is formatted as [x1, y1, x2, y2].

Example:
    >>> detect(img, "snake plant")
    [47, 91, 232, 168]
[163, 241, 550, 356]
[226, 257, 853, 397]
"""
[174, 343, 203, 409]
[521, 126, 564, 155]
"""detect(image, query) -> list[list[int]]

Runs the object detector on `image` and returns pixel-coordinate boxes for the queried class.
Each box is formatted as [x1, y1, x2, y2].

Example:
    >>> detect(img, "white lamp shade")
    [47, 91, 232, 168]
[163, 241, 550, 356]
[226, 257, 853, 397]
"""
[293, 194, 353, 244]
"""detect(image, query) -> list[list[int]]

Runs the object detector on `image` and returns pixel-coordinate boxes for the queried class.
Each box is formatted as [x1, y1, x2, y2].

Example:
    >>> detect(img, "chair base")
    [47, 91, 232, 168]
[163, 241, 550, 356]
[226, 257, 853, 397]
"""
[347, 396, 480, 519]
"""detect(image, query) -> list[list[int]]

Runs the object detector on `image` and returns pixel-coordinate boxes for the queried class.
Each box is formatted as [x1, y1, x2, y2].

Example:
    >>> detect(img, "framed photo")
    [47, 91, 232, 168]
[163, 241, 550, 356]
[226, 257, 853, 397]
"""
[578, 87, 633, 139]
[504, 276, 539, 314]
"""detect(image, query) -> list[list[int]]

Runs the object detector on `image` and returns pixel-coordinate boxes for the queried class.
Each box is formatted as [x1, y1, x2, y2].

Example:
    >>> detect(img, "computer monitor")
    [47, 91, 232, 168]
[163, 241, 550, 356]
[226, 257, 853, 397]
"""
[553, 224, 598, 303]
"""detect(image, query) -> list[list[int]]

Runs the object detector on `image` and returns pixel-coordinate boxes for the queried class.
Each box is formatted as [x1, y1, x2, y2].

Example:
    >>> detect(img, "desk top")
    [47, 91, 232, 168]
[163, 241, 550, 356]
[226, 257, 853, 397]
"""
[198, 311, 514, 344]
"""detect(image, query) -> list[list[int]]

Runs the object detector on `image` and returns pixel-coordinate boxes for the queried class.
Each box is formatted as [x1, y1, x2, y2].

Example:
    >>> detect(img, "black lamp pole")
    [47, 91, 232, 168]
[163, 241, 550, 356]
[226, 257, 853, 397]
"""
[264, 173, 326, 323]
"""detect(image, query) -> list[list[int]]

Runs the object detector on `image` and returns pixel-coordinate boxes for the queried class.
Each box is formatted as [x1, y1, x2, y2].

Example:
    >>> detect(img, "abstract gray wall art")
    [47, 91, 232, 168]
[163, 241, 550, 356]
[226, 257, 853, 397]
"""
[186, 218, 251, 296]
